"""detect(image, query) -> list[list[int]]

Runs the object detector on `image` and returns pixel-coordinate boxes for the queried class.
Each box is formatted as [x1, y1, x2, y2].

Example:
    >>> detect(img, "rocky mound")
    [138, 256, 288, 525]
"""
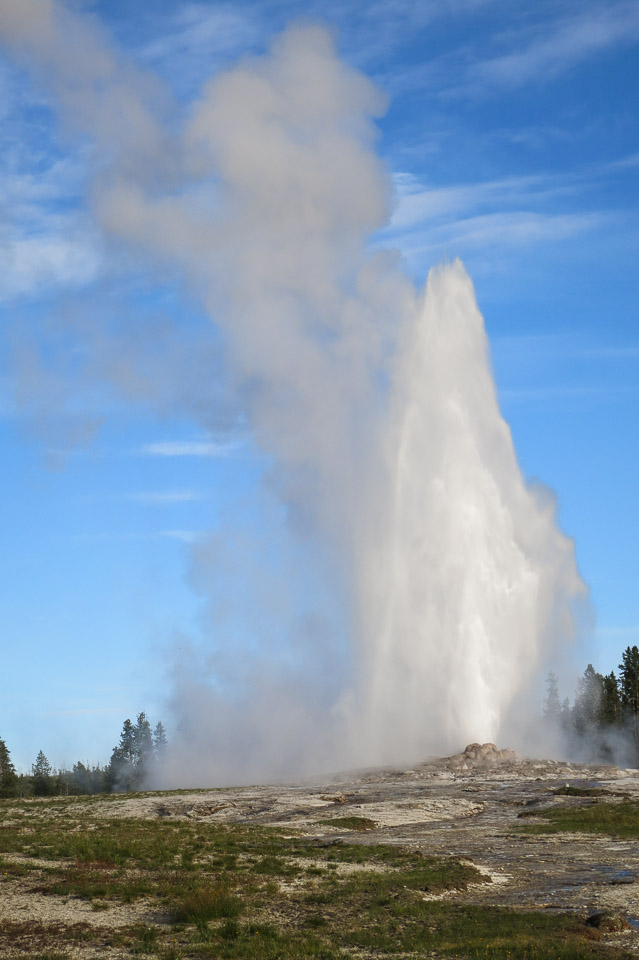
[463, 742, 518, 763]
[445, 742, 518, 771]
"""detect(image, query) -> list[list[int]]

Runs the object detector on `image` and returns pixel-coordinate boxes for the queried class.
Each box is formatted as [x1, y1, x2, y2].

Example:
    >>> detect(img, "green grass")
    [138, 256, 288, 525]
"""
[317, 815, 377, 831]
[520, 798, 639, 838]
[130, 923, 162, 953]
[554, 786, 609, 797]
[170, 885, 244, 923]
[552, 786, 628, 799]
[0, 794, 634, 959]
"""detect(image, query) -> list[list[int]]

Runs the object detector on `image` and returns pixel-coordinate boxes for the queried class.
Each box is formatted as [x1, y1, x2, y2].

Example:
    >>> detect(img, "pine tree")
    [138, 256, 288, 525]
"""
[0, 737, 18, 797]
[107, 713, 165, 791]
[600, 672, 622, 726]
[118, 719, 136, 765]
[572, 664, 604, 735]
[108, 718, 137, 790]
[153, 721, 167, 759]
[543, 673, 562, 724]
[32, 750, 52, 797]
[619, 645, 639, 740]
[134, 713, 153, 771]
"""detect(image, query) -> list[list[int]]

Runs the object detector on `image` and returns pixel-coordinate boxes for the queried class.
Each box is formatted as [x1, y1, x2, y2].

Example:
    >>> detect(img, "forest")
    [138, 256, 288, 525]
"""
[0, 711, 167, 797]
[544, 644, 639, 765]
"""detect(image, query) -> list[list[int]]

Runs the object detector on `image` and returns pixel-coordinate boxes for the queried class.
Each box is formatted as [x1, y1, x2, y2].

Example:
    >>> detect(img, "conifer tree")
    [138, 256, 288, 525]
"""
[134, 712, 153, 770]
[618, 645, 639, 740]
[600, 672, 622, 726]
[0, 737, 18, 797]
[108, 713, 167, 791]
[107, 718, 137, 790]
[543, 673, 562, 723]
[153, 721, 167, 759]
[572, 664, 604, 734]
[32, 750, 52, 796]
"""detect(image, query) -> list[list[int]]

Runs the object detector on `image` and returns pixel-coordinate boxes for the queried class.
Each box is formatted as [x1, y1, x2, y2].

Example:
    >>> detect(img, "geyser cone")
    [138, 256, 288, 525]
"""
[359, 260, 584, 761]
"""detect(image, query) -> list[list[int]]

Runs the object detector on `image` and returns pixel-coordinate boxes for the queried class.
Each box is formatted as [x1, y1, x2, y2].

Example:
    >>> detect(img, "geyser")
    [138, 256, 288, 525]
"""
[0, 3, 585, 781]
[358, 261, 584, 761]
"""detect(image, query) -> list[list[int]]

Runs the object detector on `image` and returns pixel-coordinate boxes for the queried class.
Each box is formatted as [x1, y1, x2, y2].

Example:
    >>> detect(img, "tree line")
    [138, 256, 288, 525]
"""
[0, 712, 167, 798]
[544, 645, 639, 765]
[2, 649, 637, 799]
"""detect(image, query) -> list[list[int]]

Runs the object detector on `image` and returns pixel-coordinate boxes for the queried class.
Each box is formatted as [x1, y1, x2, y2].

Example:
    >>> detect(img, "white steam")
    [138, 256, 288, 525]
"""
[358, 262, 583, 760]
[1, 2, 585, 782]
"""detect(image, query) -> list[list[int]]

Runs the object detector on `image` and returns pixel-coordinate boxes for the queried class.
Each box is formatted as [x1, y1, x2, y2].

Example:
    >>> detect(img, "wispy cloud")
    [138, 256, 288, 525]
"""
[581, 346, 639, 360]
[138, 3, 260, 94]
[596, 625, 639, 640]
[72, 528, 203, 542]
[45, 707, 123, 717]
[389, 170, 580, 232]
[127, 490, 205, 505]
[392, 2, 639, 101]
[470, 3, 639, 91]
[437, 210, 602, 249]
[0, 149, 102, 300]
[0, 230, 101, 301]
[500, 384, 636, 404]
[609, 151, 639, 170]
[71, 532, 149, 543]
[493, 334, 639, 364]
[388, 209, 603, 264]
[141, 440, 239, 457]
[159, 529, 200, 542]
[383, 164, 617, 266]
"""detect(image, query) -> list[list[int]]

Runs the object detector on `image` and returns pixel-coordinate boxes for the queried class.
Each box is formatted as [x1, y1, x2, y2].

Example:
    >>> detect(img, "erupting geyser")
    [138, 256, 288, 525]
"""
[0, 4, 586, 781]
[358, 261, 584, 761]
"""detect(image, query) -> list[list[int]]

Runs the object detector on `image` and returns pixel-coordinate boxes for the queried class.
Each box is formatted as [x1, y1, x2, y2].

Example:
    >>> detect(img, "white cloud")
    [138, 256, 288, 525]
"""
[128, 491, 205, 505]
[596, 625, 639, 640]
[141, 440, 240, 457]
[389, 2, 639, 101]
[0, 230, 101, 300]
[473, 3, 639, 89]
[389, 171, 562, 231]
[382, 165, 613, 268]
[608, 151, 639, 170]
[439, 210, 602, 249]
[500, 385, 635, 404]
[390, 210, 603, 263]
[160, 529, 200, 542]
[45, 707, 122, 716]
[0, 146, 101, 300]
[138, 3, 260, 93]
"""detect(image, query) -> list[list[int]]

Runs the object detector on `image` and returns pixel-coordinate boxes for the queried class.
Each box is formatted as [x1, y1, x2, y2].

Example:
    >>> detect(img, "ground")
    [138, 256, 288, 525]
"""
[1, 745, 639, 958]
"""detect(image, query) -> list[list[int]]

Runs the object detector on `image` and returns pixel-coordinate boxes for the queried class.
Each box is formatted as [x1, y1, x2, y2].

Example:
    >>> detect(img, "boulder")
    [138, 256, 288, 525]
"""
[586, 911, 630, 932]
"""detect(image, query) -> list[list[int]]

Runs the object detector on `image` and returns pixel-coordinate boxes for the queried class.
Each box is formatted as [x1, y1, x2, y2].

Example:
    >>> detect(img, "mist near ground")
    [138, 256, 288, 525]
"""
[0, 2, 587, 785]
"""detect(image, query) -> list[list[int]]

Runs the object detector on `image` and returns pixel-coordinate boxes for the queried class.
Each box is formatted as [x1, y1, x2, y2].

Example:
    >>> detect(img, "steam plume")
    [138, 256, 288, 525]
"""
[0, 3, 585, 781]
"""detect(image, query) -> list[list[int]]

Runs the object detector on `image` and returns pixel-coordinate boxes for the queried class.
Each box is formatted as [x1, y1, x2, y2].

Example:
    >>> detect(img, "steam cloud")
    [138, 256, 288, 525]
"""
[1, 2, 585, 783]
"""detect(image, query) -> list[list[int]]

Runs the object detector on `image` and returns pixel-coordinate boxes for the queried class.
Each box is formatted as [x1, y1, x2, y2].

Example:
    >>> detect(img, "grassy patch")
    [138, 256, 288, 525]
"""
[0, 794, 633, 959]
[33, 864, 154, 902]
[317, 816, 377, 831]
[553, 786, 628, 799]
[554, 785, 609, 797]
[520, 799, 639, 838]
[0, 920, 97, 955]
[130, 923, 161, 954]
[341, 902, 628, 958]
[169, 885, 244, 923]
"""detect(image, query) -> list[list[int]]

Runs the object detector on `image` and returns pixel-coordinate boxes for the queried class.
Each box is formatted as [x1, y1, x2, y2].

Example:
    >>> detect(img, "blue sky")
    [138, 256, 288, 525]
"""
[1, 0, 638, 771]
